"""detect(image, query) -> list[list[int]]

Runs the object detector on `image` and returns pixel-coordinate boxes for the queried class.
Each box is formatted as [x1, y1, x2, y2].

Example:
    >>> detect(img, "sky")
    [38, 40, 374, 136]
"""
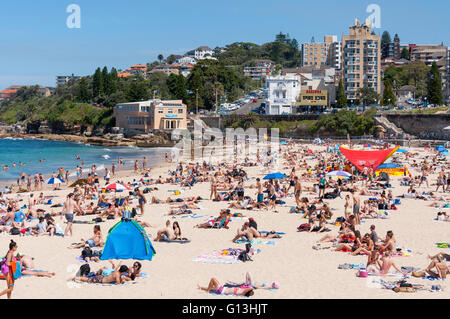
[0, 0, 449, 90]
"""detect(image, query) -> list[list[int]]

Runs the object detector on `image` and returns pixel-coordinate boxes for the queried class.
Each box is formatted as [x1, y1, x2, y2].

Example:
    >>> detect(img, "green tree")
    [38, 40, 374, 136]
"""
[102, 66, 110, 96]
[400, 48, 410, 60]
[427, 62, 443, 105]
[127, 75, 149, 101]
[357, 87, 379, 106]
[381, 31, 392, 46]
[382, 81, 396, 107]
[336, 79, 347, 108]
[75, 77, 92, 102]
[92, 67, 104, 97]
[158, 54, 164, 64]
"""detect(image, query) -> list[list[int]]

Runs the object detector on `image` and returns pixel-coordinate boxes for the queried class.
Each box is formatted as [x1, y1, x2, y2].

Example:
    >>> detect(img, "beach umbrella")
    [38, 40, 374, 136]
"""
[104, 183, 131, 191]
[326, 170, 351, 178]
[46, 177, 65, 184]
[263, 172, 286, 180]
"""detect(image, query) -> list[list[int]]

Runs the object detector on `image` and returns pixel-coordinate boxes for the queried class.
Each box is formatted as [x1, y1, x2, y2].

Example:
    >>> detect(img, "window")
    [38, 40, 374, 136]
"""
[158, 109, 163, 114]
[178, 109, 183, 114]
[168, 109, 173, 114]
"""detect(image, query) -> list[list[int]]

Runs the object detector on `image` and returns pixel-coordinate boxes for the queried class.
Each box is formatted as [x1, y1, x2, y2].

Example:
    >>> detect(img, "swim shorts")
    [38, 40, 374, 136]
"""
[88, 275, 104, 284]
[65, 213, 74, 223]
[257, 194, 264, 203]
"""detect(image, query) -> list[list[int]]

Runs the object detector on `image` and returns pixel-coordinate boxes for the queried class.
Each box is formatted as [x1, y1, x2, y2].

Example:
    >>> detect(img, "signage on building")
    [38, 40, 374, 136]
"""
[165, 114, 179, 118]
[299, 89, 328, 106]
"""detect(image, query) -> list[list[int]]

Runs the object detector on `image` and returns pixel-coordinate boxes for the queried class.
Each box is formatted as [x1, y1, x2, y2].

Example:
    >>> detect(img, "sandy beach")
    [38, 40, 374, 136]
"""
[0, 141, 449, 299]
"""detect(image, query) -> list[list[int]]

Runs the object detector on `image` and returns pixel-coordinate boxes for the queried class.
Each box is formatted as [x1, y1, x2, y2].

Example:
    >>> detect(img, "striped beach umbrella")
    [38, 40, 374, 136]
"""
[46, 177, 65, 184]
[326, 170, 352, 178]
[104, 183, 131, 191]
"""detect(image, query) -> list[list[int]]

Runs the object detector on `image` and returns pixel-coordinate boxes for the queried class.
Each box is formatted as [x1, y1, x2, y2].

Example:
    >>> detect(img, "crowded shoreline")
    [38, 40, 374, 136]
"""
[0, 139, 448, 298]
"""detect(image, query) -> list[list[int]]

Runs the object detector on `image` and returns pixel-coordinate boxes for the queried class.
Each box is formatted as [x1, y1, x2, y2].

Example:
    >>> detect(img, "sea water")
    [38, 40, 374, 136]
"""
[0, 138, 174, 183]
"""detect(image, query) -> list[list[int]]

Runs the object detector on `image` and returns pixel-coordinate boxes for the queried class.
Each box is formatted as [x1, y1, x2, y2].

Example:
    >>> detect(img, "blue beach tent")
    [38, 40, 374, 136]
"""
[396, 148, 408, 153]
[263, 172, 287, 180]
[100, 219, 156, 261]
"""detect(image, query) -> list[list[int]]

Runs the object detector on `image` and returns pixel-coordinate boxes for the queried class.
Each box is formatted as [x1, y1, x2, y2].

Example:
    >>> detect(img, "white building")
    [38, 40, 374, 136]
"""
[175, 56, 197, 65]
[265, 75, 301, 115]
[194, 46, 215, 60]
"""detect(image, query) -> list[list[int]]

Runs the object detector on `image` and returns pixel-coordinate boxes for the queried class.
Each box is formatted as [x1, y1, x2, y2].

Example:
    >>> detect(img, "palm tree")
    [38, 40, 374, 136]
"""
[157, 54, 164, 64]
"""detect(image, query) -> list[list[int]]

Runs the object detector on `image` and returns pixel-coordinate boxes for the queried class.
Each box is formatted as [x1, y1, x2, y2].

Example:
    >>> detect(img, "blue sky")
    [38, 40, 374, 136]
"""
[0, 0, 449, 90]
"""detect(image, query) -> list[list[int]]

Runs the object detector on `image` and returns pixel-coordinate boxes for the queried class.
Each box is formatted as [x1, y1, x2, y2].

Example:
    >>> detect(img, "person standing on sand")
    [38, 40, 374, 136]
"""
[351, 189, 361, 225]
[135, 188, 147, 215]
[64, 193, 82, 237]
[142, 157, 147, 170]
[134, 160, 139, 172]
[294, 176, 302, 207]
[0, 240, 18, 299]
[111, 162, 115, 177]
[210, 173, 217, 200]
[65, 170, 69, 185]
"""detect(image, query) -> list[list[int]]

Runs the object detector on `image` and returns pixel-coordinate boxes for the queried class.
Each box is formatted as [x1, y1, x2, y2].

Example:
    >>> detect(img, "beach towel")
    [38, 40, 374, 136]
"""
[192, 248, 260, 264]
[436, 243, 450, 248]
[235, 239, 276, 245]
[159, 235, 191, 244]
[259, 231, 286, 235]
[338, 263, 365, 270]
[73, 220, 101, 224]
[180, 214, 206, 219]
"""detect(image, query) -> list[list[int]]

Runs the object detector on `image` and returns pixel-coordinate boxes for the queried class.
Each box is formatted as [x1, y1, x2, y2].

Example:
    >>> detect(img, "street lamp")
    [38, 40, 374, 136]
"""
[424, 97, 427, 108]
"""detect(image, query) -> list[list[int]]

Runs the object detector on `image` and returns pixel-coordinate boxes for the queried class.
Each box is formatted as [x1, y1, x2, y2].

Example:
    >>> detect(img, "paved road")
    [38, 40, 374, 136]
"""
[231, 98, 264, 115]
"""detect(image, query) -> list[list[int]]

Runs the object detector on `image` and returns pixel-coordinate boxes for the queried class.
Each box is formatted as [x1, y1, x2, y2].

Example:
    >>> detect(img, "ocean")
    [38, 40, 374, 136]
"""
[0, 137, 174, 183]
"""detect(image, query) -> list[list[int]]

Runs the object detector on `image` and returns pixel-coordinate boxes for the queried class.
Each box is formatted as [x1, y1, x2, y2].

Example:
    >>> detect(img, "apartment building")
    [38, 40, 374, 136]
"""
[382, 34, 401, 60]
[243, 60, 274, 80]
[264, 75, 301, 115]
[410, 44, 447, 65]
[148, 64, 180, 76]
[342, 19, 381, 100]
[302, 36, 342, 70]
[114, 99, 187, 132]
[56, 75, 81, 86]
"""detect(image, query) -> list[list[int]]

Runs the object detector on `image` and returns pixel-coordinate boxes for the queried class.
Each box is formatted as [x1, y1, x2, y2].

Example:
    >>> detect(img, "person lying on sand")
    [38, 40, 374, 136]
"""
[70, 262, 131, 284]
[412, 254, 450, 279]
[225, 272, 280, 290]
[231, 222, 281, 242]
[15, 254, 55, 278]
[197, 277, 254, 297]
[194, 209, 230, 229]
